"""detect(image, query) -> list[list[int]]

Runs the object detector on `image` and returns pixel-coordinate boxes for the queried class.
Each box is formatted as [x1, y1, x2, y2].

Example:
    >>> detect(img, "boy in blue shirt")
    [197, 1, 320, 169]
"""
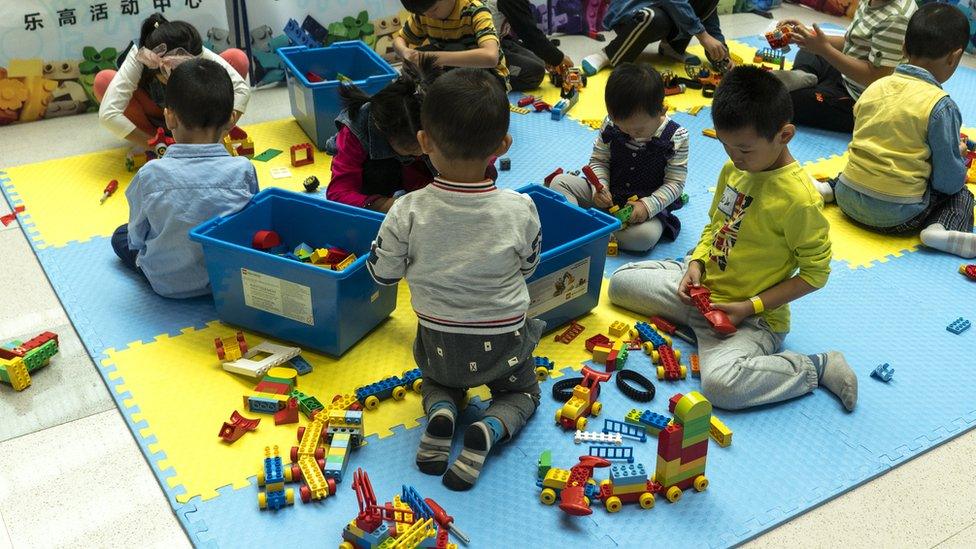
[111, 58, 258, 298]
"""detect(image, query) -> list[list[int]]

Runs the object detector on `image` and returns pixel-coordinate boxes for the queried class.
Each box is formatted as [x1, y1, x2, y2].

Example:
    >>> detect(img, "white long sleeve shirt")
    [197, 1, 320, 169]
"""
[98, 46, 250, 140]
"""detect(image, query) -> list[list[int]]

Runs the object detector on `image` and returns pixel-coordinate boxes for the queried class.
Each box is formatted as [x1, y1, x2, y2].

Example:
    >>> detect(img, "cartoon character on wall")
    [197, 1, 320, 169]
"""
[206, 27, 231, 53]
[251, 25, 275, 52]
[79, 47, 118, 74]
[372, 14, 402, 62]
[0, 75, 29, 125]
[43, 60, 81, 81]
[45, 81, 89, 118]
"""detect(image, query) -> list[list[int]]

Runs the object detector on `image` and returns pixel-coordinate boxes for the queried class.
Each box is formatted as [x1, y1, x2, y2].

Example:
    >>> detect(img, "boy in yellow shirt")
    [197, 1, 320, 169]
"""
[395, 0, 510, 90]
[609, 66, 857, 411]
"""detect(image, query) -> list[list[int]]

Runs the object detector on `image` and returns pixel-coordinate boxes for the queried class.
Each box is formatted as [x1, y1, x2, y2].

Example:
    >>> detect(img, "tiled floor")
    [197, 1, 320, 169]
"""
[1, 6, 975, 547]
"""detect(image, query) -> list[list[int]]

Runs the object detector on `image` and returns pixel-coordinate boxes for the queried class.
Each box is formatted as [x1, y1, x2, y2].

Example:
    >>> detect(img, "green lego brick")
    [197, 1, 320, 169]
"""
[253, 148, 283, 162]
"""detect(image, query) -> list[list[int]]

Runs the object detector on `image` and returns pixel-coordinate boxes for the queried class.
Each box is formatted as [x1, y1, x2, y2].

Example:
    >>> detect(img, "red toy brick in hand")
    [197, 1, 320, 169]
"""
[688, 286, 737, 335]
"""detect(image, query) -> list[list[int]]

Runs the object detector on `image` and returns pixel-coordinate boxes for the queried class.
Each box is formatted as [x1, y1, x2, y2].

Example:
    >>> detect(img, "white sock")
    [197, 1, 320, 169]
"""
[810, 176, 834, 203]
[920, 223, 976, 258]
[581, 51, 609, 76]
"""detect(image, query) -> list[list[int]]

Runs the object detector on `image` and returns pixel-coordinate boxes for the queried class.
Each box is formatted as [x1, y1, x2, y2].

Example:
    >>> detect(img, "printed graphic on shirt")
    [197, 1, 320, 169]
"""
[710, 185, 753, 271]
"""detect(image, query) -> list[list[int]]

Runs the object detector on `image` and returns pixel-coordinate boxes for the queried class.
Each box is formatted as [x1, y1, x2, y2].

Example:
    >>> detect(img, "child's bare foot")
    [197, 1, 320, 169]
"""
[812, 351, 858, 411]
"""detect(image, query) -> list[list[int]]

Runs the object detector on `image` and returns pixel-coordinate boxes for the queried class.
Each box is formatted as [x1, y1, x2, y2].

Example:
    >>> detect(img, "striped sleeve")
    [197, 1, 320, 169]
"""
[641, 125, 688, 218]
[587, 118, 612, 194]
[400, 13, 428, 46]
[868, 16, 910, 68]
[472, 5, 500, 45]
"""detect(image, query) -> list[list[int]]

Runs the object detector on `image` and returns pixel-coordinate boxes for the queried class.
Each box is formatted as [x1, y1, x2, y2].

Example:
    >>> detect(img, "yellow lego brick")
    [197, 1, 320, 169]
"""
[544, 467, 570, 489]
[562, 395, 587, 418]
[310, 248, 330, 264]
[702, 128, 717, 139]
[509, 103, 529, 114]
[298, 455, 330, 499]
[7, 58, 43, 78]
[608, 321, 630, 338]
[710, 416, 732, 447]
[688, 105, 703, 116]
[345, 519, 367, 537]
[266, 366, 298, 383]
[581, 119, 604, 130]
[326, 393, 358, 412]
[592, 345, 610, 364]
[674, 391, 712, 422]
[393, 518, 434, 548]
[4, 356, 31, 391]
[655, 455, 706, 484]
[297, 417, 326, 455]
[334, 254, 357, 271]
[571, 386, 591, 401]
[612, 481, 650, 496]
[625, 409, 642, 425]
[391, 495, 415, 524]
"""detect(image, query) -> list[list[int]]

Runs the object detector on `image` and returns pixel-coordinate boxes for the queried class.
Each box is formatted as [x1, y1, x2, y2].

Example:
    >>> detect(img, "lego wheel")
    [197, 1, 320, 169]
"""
[291, 465, 302, 481]
[327, 477, 338, 495]
[284, 466, 293, 483]
[600, 479, 612, 488]
[285, 488, 295, 505]
[296, 426, 306, 442]
[364, 395, 380, 410]
[340, 543, 354, 549]
[656, 366, 665, 380]
[576, 416, 588, 431]
[605, 496, 622, 513]
[666, 486, 682, 503]
[540, 488, 557, 505]
[290, 446, 299, 463]
[317, 457, 326, 470]
[257, 471, 266, 487]
[555, 409, 563, 424]
[673, 348, 681, 361]
[412, 379, 423, 392]
[583, 496, 591, 506]
[300, 484, 311, 503]
[642, 342, 653, 355]
[214, 340, 225, 360]
[535, 366, 550, 382]
[392, 386, 407, 400]
[639, 492, 655, 509]
[663, 334, 672, 346]
[591, 402, 602, 416]
[679, 366, 687, 380]
[581, 74, 588, 86]
[694, 475, 708, 492]
[258, 492, 267, 509]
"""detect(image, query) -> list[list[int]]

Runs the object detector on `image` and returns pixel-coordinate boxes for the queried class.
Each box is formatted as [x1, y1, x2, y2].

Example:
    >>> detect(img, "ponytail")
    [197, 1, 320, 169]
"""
[139, 13, 168, 47]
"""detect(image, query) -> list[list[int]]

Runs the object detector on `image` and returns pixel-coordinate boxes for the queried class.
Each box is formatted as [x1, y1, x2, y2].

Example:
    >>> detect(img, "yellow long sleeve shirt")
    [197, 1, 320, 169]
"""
[691, 161, 832, 332]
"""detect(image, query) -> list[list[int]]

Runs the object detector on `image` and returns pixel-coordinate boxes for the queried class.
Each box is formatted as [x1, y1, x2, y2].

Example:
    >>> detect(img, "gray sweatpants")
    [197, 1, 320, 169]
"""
[549, 174, 665, 253]
[412, 318, 545, 439]
[608, 259, 820, 410]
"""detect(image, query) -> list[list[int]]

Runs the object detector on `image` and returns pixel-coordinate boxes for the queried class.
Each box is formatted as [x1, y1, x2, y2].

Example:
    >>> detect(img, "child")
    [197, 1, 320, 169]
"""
[486, 0, 574, 91]
[96, 13, 251, 148]
[112, 59, 258, 298]
[582, 0, 730, 76]
[548, 63, 688, 253]
[395, 0, 510, 90]
[826, 3, 976, 258]
[367, 69, 543, 490]
[608, 66, 857, 411]
[773, 0, 917, 132]
[325, 58, 441, 213]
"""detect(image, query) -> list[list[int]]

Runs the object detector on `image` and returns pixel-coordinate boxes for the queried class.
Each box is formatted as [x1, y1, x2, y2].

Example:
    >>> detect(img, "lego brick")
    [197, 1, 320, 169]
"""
[625, 409, 643, 426]
[573, 430, 622, 445]
[691, 354, 700, 378]
[608, 321, 630, 338]
[612, 481, 651, 496]
[871, 363, 894, 382]
[947, 317, 970, 334]
[602, 419, 647, 442]
[254, 380, 292, 395]
[639, 410, 671, 432]
[274, 398, 299, 425]
[680, 416, 712, 436]
[537, 450, 552, 479]
[681, 439, 709, 463]
[682, 430, 709, 448]
[589, 445, 634, 463]
[592, 345, 610, 364]
[709, 416, 733, 447]
[542, 468, 570, 489]
[657, 424, 684, 461]
[610, 463, 646, 485]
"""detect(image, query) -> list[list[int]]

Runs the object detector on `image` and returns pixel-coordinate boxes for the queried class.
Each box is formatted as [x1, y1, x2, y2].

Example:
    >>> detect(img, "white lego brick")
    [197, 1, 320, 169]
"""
[574, 430, 623, 446]
[222, 341, 301, 378]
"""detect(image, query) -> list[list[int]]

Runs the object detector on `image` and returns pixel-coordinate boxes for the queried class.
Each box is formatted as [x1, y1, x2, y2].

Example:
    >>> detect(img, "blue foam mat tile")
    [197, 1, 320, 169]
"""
[33, 237, 216, 355]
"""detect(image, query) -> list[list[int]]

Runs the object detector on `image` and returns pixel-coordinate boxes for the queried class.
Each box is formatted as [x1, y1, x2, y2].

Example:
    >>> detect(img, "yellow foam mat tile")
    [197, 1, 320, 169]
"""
[101, 279, 649, 502]
[3, 118, 330, 249]
[801, 154, 976, 268]
[527, 39, 777, 123]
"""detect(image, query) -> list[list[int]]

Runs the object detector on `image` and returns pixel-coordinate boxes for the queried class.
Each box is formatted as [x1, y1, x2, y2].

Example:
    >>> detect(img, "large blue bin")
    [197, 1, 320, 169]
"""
[277, 41, 397, 151]
[189, 188, 397, 356]
[519, 185, 621, 330]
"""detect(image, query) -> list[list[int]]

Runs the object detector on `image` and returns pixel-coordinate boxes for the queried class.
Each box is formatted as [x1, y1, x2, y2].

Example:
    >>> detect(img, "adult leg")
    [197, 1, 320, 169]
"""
[614, 217, 664, 253]
[219, 48, 250, 79]
[583, 7, 672, 75]
[501, 37, 546, 92]
[546, 174, 596, 208]
[659, 0, 721, 58]
[920, 187, 976, 258]
[111, 224, 141, 271]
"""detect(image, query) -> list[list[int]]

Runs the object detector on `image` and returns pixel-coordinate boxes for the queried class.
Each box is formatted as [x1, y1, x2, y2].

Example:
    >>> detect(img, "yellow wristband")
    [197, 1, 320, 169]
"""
[750, 296, 764, 314]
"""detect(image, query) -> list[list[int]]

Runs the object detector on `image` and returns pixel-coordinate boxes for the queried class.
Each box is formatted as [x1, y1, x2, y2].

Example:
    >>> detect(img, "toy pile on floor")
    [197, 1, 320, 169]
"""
[0, 331, 59, 391]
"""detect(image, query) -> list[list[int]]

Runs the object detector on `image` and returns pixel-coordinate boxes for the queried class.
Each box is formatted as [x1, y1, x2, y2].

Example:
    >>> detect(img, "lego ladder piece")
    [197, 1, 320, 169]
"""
[574, 430, 623, 445]
[589, 445, 634, 463]
[554, 321, 585, 344]
[602, 418, 647, 442]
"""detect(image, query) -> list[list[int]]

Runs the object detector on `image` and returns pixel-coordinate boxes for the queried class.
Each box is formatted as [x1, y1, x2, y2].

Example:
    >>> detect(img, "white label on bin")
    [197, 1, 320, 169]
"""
[241, 268, 314, 326]
[292, 85, 307, 117]
[526, 258, 590, 318]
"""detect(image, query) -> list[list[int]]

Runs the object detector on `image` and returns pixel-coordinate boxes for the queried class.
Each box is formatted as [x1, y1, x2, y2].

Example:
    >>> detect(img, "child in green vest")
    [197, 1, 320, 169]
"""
[824, 3, 976, 258]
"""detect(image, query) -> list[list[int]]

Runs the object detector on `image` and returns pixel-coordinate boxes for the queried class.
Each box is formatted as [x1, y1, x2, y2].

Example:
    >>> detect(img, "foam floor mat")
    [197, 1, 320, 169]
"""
[3, 33, 976, 548]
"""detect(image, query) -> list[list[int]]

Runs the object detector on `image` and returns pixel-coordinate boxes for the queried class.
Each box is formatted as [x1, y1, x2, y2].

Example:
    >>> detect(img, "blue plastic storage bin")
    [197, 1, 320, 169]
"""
[277, 42, 397, 150]
[519, 185, 620, 330]
[189, 188, 397, 356]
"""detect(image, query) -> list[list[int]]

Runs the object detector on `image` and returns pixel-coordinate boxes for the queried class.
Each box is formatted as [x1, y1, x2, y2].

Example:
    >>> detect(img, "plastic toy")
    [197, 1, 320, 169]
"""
[538, 450, 552, 479]
[147, 127, 175, 160]
[607, 236, 618, 256]
[585, 333, 612, 353]
[274, 397, 300, 425]
[533, 356, 555, 381]
[581, 164, 606, 193]
[284, 18, 320, 48]
[652, 392, 711, 503]
[624, 408, 671, 436]
[95, 178, 118, 205]
[608, 197, 637, 225]
[608, 321, 630, 338]
[372, 15, 402, 62]
[223, 341, 301, 378]
[754, 47, 786, 69]
[214, 331, 248, 361]
[592, 339, 628, 372]
[251, 230, 281, 250]
[960, 264, 976, 281]
[709, 416, 732, 447]
[302, 175, 320, 192]
[0, 206, 25, 227]
[702, 128, 717, 139]
[655, 344, 686, 381]
[589, 445, 635, 463]
[597, 463, 657, 513]
[551, 376, 583, 402]
[649, 315, 696, 344]
[871, 363, 894, 382]
[616, 369, 655, 402]
[532, 100, 551, 112]
[554, 320, 585, 344]
[557, 455, 612, 516]
[290, 143, 314, 167]
[499, 157, 511, 171]
[290, 355, 313, 375]
[556, 366, 612, 431]
[509, 103, 530, 114]
[947, 317, 971, 334]
[217, 410, 260, 443]
[574, 430, 623, 445]
[549, 66, 587, 99]
[551, 92, 579, 120]
[602, 418, 647, 443]
[690, 353, 701, 378]
[425, 498, 470, 545]
[0, 331, 59, 391]
[537, 457, 600, 511]
[258, 445, 295, 510]
[354, 368, 423, 410]
[517, 95, 536, 107]
[688, 286, 737, 335]
[765, 23, 798, 51]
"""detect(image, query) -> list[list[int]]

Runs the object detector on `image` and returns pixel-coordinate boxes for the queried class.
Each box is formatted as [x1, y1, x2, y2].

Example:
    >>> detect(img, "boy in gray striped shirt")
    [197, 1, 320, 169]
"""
[368, 68, 544, 491]
[774, 0, 916, 133]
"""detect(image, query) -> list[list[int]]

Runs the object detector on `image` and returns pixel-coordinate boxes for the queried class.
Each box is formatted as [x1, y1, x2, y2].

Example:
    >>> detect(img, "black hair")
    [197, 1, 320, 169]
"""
[905, 3, 969, 59]
[164, 58, 233, 130]
[401, 0, 439, 15]
[138, 13, 203, 89]
[712, 65, 792, 141]
[338, 56, 441, 151]
[605, 63, 665, 119]
[421, 68, 509, 160]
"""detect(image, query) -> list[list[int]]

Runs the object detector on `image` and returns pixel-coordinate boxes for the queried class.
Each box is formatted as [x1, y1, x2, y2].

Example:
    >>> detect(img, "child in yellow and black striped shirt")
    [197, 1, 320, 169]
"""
[394, 0, 510, 90]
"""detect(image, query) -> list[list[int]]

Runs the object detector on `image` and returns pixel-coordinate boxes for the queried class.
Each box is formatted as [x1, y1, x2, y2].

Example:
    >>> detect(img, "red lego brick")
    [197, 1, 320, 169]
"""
[681, 439, 709, 462]
[668, 393, 684, 413]
[252, 230, 281, 250]
[255, 380, 292, 395]
[517, 95, 535, 107]
[290, 143, 314, 167]
[585, 333, 612, 352]
[274, 398, 300, 425]
[657, 424, 684, 461]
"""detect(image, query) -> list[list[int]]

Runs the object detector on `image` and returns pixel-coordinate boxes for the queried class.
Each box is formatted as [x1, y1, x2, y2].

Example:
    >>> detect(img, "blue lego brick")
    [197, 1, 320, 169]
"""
[634, 321, 666, 347]
[263, 456, 285, 485]
[343, 521, 391, 547]
[247, 396, 283, 414]
[602, 418, 647, 442]
[263, 489, 290, 511]
[355, 376, 400, 402]
[534, 356, 554, 372]
[639, 410, 671, 431]
[589, 445, 635, 463]
[283, 18, 319, 49]
[289, 355, 312, 375]
[401, 368, 422, 385]
[551, 101, 567, 121]
[610, 463, 647, 485]
[947, 317, 971, 334]
[871, 363, 894, 382]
